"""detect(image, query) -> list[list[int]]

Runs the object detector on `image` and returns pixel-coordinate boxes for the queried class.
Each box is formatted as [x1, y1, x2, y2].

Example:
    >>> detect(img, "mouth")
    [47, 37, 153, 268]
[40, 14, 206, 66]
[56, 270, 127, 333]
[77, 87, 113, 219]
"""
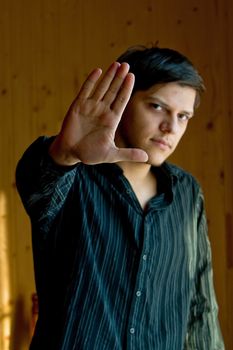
[151, 138, 172, 150]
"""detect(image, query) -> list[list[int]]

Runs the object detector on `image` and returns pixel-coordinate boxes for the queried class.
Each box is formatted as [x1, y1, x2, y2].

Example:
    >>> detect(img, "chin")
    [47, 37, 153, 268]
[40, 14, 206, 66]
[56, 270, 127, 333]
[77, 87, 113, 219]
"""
[142, 147, 167, 165]
[147, 158, 166, 167]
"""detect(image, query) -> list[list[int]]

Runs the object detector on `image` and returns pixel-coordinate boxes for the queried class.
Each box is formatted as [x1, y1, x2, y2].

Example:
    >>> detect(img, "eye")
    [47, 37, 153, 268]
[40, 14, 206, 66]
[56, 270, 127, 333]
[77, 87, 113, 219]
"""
[151, 103, 163, 111]
[178, 113, 191, 121]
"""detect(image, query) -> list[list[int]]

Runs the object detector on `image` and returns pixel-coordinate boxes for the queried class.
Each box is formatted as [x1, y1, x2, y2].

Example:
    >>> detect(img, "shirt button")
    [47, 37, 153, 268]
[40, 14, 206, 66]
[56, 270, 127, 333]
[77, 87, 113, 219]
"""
[142, 254, 147, 261]
[136, 290, 141, 297]
[130, 327, 135, 334]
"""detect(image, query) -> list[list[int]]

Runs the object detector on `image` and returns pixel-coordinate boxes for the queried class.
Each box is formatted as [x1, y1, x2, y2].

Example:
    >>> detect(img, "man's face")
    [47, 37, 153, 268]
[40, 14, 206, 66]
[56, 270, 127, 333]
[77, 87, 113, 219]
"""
[116, 82, 196, 166]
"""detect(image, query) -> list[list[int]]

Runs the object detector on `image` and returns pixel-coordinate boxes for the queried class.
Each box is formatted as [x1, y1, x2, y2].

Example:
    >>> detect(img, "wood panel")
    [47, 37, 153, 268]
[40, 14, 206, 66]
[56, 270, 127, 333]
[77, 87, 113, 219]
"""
[0, 0, 232, 348]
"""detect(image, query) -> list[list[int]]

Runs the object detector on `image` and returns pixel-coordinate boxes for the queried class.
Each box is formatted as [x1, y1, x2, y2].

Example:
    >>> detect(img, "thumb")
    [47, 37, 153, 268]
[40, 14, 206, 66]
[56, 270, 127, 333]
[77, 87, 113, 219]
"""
[110, 147, 149, 163]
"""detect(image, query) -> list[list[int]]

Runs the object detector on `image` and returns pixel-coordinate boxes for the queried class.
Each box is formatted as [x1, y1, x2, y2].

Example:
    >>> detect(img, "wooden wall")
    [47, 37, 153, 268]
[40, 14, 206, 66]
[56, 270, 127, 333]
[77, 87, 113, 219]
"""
[0, 0, 232, 349]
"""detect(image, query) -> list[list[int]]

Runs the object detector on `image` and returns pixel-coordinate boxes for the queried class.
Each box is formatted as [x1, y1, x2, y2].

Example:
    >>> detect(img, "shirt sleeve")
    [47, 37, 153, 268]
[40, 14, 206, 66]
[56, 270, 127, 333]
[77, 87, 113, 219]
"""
[184, 190, 225, 350]
[16, 136, 78, 233]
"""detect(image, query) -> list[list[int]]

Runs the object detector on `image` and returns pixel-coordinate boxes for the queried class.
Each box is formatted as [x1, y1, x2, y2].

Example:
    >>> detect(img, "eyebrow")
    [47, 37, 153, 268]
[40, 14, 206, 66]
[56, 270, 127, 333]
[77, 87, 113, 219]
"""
[148, 96, 194, 117]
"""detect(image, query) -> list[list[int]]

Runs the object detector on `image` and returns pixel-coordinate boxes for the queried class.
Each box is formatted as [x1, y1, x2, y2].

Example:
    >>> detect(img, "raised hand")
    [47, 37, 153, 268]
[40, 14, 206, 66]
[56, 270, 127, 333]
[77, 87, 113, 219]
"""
[49, 62, 148, 166]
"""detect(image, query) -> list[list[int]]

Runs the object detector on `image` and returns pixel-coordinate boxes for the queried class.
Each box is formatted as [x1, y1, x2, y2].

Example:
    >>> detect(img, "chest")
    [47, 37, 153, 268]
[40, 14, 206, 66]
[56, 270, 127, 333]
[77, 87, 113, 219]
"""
[126, 173, 158, 210]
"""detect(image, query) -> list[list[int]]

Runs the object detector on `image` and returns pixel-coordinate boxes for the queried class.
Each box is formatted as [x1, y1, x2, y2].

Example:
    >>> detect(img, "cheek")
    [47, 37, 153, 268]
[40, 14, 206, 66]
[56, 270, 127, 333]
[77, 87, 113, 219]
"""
[121, 104, 156, 139]
[122, 113, 144, 135]
[130, 119, 152, 139]
[180, 124, 188, 138]
[174, 127, 187, 146]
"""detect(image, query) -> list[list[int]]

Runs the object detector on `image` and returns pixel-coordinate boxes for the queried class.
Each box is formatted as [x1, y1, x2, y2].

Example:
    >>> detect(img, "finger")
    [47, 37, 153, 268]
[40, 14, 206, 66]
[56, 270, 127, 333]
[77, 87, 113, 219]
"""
[102, 63, 133, 106]
[76, 68, 103, 100]
[91, 62, 121, 101]
[110, 73, 135, 115]
[110, 147, 148, 163]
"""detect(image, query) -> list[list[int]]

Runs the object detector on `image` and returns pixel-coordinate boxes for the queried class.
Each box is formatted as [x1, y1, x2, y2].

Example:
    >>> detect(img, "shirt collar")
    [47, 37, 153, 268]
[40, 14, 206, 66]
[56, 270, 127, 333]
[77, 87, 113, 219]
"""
[96, 162, 178, 201]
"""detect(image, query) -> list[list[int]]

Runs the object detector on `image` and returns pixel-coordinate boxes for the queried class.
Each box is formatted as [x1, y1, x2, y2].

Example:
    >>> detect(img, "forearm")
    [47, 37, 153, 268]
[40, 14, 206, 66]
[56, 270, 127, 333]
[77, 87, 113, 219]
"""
[16, 136, 77, 223]
[184, 191, 225, 349]
[185, 279, 225, 349]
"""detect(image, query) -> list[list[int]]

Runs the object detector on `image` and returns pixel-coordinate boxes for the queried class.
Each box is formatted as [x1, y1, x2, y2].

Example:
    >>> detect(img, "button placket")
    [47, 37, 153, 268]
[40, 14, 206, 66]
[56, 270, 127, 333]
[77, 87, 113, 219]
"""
[129, 327, 135, 334]
[127, 218, 151, 346]
[142, 254, 147, 261]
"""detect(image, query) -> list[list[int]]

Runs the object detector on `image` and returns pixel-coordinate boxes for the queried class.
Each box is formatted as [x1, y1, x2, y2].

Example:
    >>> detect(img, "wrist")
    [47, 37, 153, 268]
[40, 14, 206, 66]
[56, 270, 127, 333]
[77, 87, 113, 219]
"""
[49, 137, 81, 166]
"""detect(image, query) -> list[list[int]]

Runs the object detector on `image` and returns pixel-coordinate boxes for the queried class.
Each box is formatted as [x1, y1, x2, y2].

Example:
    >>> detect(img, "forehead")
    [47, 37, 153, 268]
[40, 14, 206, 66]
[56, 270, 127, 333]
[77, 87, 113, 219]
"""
[137, 82, 197, 111]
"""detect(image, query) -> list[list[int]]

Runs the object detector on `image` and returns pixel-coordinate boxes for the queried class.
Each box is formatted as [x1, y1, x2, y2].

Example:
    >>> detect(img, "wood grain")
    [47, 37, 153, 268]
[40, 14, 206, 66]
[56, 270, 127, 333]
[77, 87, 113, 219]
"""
[0, 0, 232, 348]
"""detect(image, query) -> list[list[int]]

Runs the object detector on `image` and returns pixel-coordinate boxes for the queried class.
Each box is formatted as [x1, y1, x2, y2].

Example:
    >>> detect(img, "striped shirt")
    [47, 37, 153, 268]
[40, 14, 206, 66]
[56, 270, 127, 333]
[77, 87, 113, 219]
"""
[16, 136, 225, 350]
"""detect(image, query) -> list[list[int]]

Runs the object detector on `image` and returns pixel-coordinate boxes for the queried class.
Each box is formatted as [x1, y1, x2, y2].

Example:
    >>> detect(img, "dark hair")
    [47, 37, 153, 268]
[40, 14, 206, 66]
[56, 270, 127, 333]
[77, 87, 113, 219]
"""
[117, 45, 205, 107]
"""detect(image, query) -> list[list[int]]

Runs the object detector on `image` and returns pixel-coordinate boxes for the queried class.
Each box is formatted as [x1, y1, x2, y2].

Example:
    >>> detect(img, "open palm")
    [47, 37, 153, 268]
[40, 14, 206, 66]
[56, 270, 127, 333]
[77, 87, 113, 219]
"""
[49, 62, 148, 165]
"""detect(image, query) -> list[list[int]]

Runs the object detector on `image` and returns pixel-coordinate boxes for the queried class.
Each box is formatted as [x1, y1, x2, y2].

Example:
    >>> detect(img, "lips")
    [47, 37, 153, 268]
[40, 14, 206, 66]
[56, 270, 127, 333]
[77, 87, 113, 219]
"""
[151, 138, 172, 149]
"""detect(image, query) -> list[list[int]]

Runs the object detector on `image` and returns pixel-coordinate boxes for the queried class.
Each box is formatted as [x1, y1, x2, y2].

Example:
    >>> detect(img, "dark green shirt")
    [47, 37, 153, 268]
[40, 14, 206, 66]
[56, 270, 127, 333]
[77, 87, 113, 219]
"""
[16, 137, 224, 350]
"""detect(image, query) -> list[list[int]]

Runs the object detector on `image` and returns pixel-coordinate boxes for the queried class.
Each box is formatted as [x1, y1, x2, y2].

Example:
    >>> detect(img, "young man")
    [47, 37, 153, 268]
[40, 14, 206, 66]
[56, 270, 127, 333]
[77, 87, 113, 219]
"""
[16, 46, 225, 349]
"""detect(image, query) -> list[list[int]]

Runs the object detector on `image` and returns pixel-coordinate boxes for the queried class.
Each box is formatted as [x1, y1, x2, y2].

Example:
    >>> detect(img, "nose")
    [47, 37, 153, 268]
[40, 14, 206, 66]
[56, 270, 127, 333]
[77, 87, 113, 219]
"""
[159, 116, 178, 134]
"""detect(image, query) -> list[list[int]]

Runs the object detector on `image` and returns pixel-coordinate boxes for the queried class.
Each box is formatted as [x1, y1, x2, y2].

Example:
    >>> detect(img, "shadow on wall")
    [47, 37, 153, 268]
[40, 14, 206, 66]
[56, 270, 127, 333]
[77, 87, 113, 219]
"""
[0, 191, 32, 350]
[10, 295, 30, 350]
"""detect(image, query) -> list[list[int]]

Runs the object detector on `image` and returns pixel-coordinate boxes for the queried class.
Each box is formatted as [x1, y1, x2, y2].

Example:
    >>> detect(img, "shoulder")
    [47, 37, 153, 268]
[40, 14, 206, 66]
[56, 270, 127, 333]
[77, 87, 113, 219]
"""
[163, 162, 203, 201]
[162, 163, 207, 220]
[165, 162, 200, 186]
